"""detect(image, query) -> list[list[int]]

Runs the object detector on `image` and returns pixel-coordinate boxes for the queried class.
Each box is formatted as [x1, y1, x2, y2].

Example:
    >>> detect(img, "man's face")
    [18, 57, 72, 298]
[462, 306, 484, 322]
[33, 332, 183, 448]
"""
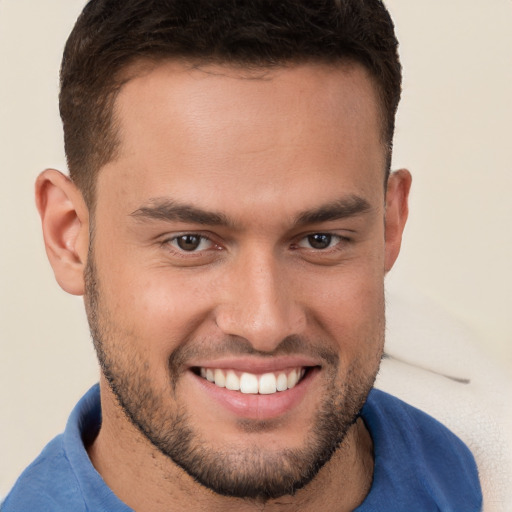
[85, 62, 396, 499]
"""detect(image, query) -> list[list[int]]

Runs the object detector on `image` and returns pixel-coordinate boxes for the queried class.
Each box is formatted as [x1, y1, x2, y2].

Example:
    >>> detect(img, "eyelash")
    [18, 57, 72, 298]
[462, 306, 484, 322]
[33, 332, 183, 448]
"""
[293, 233, 349, 251]
[162, 234, 218, 254]
[161, 232, 350, 255]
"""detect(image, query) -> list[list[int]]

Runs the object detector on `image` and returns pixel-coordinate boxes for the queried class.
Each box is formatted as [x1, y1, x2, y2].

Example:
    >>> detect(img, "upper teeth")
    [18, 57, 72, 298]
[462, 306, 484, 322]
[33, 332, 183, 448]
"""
[199, 367, 305, 394]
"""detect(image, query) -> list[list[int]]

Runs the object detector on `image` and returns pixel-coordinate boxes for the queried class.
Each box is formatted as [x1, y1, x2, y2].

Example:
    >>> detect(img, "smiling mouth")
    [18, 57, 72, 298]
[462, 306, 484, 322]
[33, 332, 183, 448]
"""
[193, 367, 309, 395]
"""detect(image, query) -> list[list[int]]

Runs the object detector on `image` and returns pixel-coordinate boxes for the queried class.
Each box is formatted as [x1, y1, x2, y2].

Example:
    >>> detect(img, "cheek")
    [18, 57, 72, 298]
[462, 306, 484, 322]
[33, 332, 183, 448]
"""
[95, 258, 217, 367]
[304, 259, 385, 357]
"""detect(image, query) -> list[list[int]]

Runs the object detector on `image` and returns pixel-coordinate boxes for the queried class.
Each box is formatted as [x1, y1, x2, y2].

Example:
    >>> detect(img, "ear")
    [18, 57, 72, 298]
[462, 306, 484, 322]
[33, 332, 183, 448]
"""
[384, 169, 412, 272]
[35, 169, 90, 295]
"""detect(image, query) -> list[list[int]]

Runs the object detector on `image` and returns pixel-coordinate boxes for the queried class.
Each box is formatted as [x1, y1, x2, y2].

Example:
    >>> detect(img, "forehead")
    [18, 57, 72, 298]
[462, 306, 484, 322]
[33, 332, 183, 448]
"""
[114, 60, 383, 146]
[97, 61, 385, 220]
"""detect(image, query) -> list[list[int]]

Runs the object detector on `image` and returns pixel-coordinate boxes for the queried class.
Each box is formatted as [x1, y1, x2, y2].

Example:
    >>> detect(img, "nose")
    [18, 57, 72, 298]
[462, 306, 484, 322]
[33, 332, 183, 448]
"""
[215, 250, 307, 353]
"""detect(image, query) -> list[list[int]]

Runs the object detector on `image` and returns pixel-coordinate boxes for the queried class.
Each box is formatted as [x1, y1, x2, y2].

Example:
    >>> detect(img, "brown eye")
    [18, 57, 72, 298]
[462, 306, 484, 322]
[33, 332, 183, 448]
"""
[169, 234, 213, 252]
[177, 235, 201, 251]
[306, 234, 333, 249]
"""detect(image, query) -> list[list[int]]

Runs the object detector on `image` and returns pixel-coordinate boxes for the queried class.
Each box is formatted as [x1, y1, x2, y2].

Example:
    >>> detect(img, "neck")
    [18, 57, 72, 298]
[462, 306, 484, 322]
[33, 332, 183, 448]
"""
[87, 381, 374, 512]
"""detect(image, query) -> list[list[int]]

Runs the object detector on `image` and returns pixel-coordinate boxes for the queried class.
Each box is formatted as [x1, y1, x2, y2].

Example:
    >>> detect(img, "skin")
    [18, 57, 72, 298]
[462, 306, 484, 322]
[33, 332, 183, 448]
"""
[36, 62, 411, 511]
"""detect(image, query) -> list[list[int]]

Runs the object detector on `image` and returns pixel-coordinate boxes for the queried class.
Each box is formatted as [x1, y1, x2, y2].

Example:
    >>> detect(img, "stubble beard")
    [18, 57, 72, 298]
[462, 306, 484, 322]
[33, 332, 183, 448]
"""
[84, 253, 381, 501]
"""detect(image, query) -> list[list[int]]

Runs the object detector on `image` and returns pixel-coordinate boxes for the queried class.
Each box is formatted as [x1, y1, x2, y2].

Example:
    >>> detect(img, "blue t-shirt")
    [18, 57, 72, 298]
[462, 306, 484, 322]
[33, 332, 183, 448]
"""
[1, 385, 482, 511]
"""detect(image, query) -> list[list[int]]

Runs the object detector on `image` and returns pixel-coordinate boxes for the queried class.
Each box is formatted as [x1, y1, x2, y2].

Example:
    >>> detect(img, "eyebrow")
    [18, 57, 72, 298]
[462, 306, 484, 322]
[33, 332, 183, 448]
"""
[293, 195, 373, 226]
[130, 194, 372, 228]
[130, 199, 231, 226]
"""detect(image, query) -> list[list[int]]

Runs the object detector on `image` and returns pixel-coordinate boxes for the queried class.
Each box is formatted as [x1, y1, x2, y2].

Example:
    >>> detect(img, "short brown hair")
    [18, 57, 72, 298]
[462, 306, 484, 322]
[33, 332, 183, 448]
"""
[60, 0, 401, 206]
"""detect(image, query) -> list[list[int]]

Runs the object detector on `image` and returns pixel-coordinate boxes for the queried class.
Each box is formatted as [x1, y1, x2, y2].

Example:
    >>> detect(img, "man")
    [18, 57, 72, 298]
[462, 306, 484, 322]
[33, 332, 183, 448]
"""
[2, 0, 482, 510]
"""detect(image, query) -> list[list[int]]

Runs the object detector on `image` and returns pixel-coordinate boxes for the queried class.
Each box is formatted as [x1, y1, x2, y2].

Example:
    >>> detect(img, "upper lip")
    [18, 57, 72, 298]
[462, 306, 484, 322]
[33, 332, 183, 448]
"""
[188, 356, 321, 374]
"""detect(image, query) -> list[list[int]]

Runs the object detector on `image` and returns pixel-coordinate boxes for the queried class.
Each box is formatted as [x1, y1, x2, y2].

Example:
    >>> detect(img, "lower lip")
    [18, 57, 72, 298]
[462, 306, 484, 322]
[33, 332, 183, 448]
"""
[190, 369, 318, 420]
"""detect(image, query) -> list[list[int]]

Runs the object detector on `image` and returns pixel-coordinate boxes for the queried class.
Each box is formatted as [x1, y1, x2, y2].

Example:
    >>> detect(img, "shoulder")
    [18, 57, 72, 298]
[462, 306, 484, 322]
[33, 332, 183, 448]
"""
[364, 389, 479, 460]
[1, 435, 86, 512]
[2, 385, 131, 512]
[357, 389, 482, 511]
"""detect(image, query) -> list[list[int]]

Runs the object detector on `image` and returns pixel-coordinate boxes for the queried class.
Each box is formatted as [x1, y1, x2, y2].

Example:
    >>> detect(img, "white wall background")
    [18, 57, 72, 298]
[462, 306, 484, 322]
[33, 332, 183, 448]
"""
[0, 0, 511, 499]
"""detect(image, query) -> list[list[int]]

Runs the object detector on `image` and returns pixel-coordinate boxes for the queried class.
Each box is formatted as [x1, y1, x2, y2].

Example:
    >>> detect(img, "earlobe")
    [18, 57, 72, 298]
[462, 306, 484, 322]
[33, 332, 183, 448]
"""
[384, 169, 412, 272]
[35, 169, 90, 295]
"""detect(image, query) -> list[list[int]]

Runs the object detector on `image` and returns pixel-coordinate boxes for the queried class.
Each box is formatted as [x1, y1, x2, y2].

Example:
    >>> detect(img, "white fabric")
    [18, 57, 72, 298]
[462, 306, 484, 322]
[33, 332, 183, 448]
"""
[376, 287, 512, 512]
